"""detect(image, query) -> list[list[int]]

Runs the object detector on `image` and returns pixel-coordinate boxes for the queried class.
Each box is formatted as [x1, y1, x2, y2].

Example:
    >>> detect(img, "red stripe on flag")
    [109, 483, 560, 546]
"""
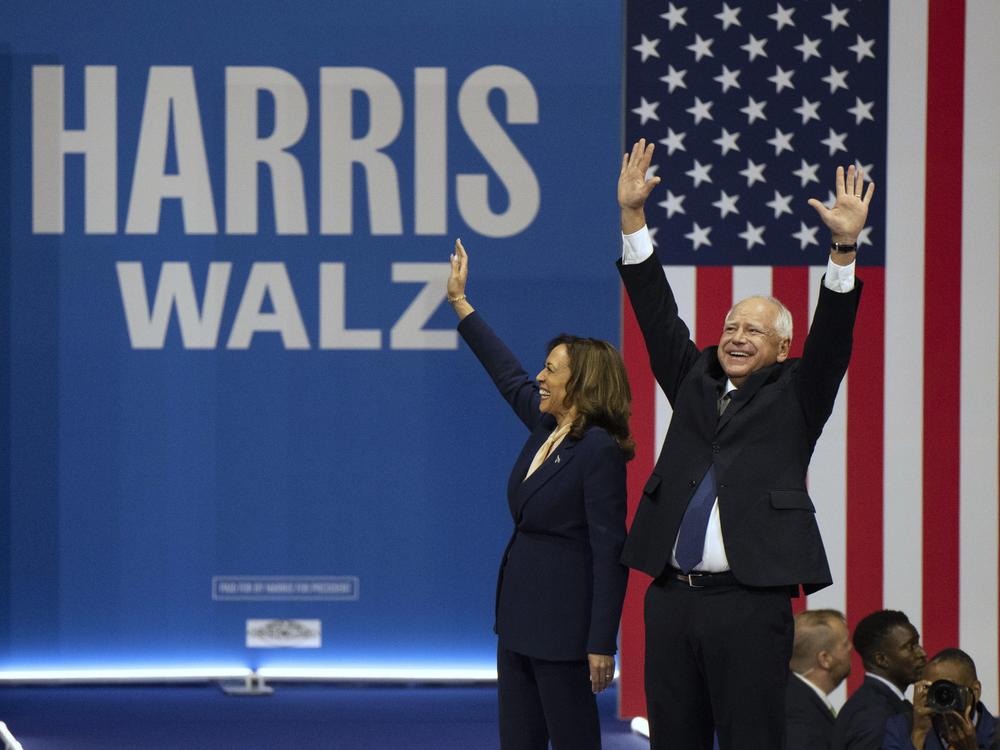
[619, 283, 655, 719]
[772, 266, 810, 360]
[773, 266, 812, 614]
[695, 267, 733, 350]
[922, 0, 964, 657]
[846, 268, 886, 693]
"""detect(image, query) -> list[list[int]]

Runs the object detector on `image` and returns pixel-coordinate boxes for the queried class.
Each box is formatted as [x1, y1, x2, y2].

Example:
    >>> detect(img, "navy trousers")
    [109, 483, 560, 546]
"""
[497, 644, 601, 750]
[644, 576, 794, 750]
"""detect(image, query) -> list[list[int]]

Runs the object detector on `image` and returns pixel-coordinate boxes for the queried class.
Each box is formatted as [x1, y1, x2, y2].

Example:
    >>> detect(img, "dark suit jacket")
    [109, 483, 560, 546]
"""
[458, 311, 629, 661]
[787, 673, 836, 750]
[882, 701, 998, 749]
[832, 676, 910, 750]
[618, 252, 862, 591]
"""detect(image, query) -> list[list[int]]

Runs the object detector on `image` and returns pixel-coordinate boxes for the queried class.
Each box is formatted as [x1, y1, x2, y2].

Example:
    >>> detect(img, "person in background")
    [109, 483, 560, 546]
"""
[883, 648, 998, 750]
[447, 239, 632, 750]
[832, 610, 927, 750]
[787, 609, 854, 749]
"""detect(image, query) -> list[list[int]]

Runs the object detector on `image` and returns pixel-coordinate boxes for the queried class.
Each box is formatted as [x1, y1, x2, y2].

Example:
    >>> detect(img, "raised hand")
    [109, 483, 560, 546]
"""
[618, 138, 661, 211]
[807, 164, 875, 244]
[447, 239, 474, 320]
[618, 139, 661, 234]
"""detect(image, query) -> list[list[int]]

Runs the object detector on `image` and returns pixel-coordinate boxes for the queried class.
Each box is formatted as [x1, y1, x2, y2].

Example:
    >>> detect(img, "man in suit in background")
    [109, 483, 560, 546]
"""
[832, 610, 927, 750]
[617, 138, 873, 750]
[883, 648, 998, 750]
[787, 609, 853, 750]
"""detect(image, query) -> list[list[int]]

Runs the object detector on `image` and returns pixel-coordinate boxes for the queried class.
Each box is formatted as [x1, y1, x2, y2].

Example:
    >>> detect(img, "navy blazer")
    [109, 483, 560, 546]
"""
[619, 252, 862, 592]
[458, 311, 629, 661]
[786, 673, 836, 750]
[832, 676, 910, 750]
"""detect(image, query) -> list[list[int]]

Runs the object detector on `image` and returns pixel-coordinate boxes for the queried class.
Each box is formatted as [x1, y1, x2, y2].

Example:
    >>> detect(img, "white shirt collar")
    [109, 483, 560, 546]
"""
[793, 672, 834, 711]
[865, 671, 906, 701]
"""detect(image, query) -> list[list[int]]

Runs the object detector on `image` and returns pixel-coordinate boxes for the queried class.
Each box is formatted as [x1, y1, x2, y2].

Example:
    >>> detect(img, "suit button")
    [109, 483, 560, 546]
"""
[712, 443, 720, 453]
[689, 480, 697, 487]
[720, 483, 727, 489]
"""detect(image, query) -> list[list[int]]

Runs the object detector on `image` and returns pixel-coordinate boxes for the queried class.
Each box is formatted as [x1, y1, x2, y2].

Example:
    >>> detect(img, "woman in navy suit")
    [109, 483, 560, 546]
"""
[447, 239, 632, 750]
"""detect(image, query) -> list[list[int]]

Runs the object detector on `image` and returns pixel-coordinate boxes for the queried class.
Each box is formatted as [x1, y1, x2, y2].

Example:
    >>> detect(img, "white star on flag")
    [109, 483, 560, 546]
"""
[686, 159, 714, 187]
[659, 127, 688, 155]
[713, 190, 741, 219]
[820, 127, 848, 156]
[738, 221, 766, 250]
[687, 34, 715, 61]
[685, 222, 713, 250]
[823, 4, 850, 32]
[714, 128, 741, 156]
[660, 2, 688, 30]
[632, 35, 661, 62]
[769, 65, 795, 94]
[795, 35, 822, 62]
[741, 33, 768, 61]
[658, 190, 687, 218]
[769, 4, 796, 31]
[739, 158, 767, 187]
[714, 3, 742, 31]
[794, 97, 821, 125]
[660, 65, 688, 93]
[791, 221, 819, 249]
[686, 97, 714, 124]
[632, 97, 660, 124]
[740, 96, 768, 124]
[822, 66, 850, 94]
[767, 128, 795, 156]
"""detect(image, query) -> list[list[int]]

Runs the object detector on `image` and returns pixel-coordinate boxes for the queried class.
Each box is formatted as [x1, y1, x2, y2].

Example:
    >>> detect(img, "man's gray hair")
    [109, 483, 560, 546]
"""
[726, 296, 793, 341]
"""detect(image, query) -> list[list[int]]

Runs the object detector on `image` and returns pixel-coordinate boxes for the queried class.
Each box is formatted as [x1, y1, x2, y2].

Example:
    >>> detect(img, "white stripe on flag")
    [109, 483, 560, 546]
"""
[731, 267, 771, 307]
[883, 0, 928, 640]
[959, 0, 1000, 710]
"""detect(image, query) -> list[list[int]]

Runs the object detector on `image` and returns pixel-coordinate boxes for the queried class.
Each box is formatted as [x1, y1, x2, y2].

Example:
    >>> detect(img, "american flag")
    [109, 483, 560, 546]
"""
[618, 0, 1000, 718]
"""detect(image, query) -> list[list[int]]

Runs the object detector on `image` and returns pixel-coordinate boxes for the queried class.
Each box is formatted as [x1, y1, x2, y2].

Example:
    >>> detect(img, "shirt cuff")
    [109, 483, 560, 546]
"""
[621, 225, 654, 265]
[824, 256, 856, 292]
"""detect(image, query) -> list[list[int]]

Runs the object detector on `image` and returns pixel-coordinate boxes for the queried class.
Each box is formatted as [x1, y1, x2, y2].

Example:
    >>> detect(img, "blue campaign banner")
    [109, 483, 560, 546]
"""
[0, 1, 623, 670]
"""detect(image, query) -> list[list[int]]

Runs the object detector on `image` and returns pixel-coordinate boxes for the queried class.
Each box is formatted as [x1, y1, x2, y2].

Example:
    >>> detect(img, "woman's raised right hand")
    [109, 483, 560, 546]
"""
[448, 239, 469, 300]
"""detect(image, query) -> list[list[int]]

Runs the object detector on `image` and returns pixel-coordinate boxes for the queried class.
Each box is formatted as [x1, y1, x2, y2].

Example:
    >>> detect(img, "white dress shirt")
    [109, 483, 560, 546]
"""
[621, 224, 856, 572]
[793, 671, 836, 714]
[864, 671, 906, 701]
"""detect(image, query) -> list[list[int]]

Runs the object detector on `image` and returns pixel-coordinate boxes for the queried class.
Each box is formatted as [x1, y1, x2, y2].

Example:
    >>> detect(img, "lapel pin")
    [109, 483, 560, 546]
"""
[555, 455, 560, 464]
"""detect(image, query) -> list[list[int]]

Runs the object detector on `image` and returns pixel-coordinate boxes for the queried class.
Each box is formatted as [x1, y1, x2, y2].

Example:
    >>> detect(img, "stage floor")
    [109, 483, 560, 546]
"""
[0, 683, 649, 749]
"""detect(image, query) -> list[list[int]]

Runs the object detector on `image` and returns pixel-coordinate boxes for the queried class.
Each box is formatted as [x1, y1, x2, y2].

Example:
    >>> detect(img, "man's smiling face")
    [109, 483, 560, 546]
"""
[717, 297, 791, 387]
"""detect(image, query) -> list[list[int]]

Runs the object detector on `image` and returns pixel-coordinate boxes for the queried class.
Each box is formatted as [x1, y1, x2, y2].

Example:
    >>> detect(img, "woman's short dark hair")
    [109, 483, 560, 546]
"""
[546, 334, 635, 461]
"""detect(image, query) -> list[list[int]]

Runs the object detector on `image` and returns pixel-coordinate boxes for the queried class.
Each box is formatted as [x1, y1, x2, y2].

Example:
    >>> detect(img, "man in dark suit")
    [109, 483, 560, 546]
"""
[832, 610, 926, 750]
[616, 139, 874, 750]
[883, 648, 998, 750]
[787, 609, 853, 750]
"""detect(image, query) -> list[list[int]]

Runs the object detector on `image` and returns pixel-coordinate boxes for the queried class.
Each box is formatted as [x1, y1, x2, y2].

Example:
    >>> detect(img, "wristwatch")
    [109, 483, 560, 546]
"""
[830, 242, 857, 253]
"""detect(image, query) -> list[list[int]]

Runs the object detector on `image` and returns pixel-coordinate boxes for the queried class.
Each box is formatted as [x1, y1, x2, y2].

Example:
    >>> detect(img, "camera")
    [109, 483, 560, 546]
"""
[926, 679, 967, 714]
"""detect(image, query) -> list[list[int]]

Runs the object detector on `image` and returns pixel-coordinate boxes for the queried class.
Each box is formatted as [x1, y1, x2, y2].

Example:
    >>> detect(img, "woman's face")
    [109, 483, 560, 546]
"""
[536, 344, 572, 420]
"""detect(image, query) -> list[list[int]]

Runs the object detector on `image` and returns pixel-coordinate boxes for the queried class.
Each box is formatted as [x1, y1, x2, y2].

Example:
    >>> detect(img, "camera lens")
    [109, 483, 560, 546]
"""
[927, 679, 965, 714]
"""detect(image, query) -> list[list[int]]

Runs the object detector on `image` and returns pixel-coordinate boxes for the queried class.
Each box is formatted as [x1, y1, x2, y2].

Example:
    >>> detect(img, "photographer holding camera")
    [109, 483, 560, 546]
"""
[882, 649, 998, 750]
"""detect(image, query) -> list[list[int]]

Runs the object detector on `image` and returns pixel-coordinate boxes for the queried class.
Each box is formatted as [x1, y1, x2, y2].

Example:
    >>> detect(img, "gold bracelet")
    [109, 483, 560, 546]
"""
[448, 295, 467, 304]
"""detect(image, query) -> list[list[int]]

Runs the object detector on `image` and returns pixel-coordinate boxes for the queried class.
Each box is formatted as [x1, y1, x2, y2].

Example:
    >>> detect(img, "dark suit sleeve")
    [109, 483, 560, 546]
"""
[458, 310, 542, 431]
[880, 715, 917, 750]
[787, 719, 830, 750]
[617, 252, 701, 405]
[581, 431, 629, 655]
[794, 277, 863, 442]
[836, 705, 895, 750]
